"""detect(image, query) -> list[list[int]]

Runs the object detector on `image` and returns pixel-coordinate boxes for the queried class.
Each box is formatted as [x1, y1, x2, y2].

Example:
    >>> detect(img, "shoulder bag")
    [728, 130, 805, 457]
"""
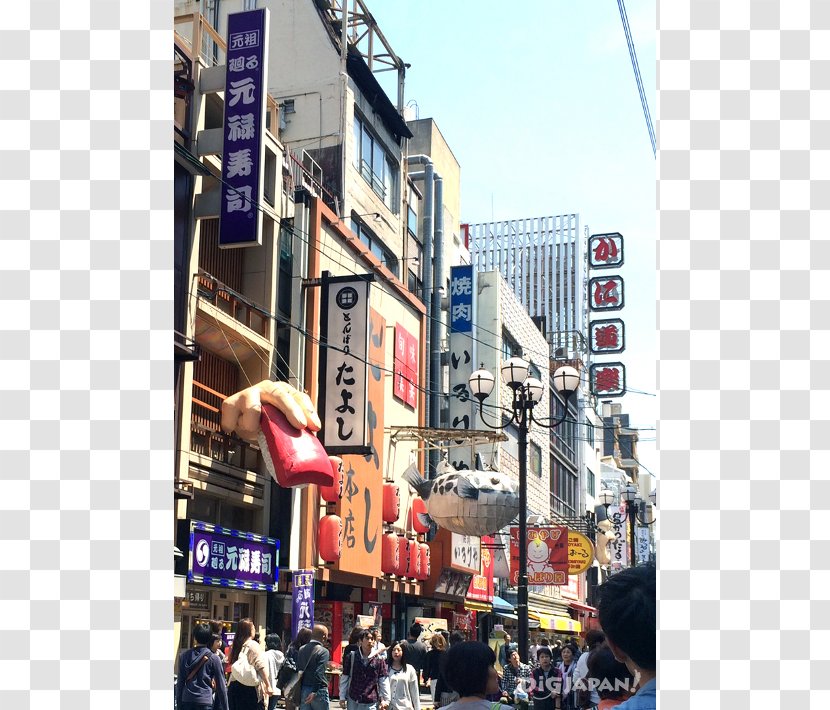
[287, 645, 320, 706]
[231, 642, 261, 687]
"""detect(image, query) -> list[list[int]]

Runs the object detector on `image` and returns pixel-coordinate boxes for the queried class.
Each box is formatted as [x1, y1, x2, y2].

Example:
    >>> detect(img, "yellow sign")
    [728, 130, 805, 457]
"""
[568, 530, 595, 575]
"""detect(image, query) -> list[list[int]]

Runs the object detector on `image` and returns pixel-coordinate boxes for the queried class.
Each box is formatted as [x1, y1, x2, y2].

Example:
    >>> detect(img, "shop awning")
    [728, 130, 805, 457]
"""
[465, 600, 493, 613]
[492, 595, 514, 613]
[529, 611, 582, 633]
[494, 611, 540, 628]
[568, 601, 598, 614]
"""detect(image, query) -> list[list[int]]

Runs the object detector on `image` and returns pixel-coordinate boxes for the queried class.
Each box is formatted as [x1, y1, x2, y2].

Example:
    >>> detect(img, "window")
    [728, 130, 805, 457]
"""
[550, 456, 577, 517]
[407, 242, 423, 295]
[502, 329, 522, 362]
[586, 420, 595, 448]
[351, 218, 398, 276]
[353, 113, 398, 211]
[587, 468, 596, 497]
[530, 442, 542, 477]
[407, 204, 418, 237]
[528, 361, 541, 379]
[243, 0, 257, 9]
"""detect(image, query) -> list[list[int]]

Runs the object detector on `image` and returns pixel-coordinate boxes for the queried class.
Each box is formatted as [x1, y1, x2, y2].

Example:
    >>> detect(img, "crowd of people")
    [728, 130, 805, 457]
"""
[175, 566, 655, 710]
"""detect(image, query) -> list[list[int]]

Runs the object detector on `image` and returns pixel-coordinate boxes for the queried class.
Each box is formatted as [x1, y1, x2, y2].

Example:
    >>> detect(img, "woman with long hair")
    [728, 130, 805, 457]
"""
[283, 627, 313, 710]
[422, 633, 448, 702]
[227, 618, 274, 710]
[387, 641, 421, 710]
[263, 634, 285, 710]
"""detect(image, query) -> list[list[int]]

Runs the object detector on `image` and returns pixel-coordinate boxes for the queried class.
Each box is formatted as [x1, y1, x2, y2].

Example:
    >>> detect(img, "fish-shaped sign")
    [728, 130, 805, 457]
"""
[401, 463, 519, 537]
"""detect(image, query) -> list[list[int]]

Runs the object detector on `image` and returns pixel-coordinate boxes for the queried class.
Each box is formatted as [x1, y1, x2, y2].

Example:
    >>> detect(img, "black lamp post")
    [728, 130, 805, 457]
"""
[600, 483, 657, 568]
[468, 357, 580, 663]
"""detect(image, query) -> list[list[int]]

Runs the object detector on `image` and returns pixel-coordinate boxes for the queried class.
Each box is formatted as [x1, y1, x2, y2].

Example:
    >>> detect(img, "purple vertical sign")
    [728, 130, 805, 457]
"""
[292, 570, 315, 640]
[219, 8, 269, 248]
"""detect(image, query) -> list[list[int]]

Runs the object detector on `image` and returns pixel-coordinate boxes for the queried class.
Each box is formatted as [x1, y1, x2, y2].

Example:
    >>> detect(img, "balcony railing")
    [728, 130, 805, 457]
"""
[196, 269, 270, 338]
[190, 379, 259, 471]
[174, 12, 279, 136]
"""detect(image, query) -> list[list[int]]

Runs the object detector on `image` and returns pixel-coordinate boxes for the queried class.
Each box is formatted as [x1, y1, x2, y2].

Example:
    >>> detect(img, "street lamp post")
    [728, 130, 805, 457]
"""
[601, 483, 657, 569]
[469, 358, 580, 663]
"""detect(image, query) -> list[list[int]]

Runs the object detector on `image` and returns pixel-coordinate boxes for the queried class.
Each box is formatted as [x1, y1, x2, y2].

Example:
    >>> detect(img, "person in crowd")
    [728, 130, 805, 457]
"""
[557, 644, 579, 710]
[343, 626, 364, 668]
[262, 634, 285, 710]
[499, 649, 532, 705]
[596, 565, 656, 710]
[422, 632, 448, 702]
[529, 636, 548, 665]
[283, 627, 313, 710]
[176, 623, 229, 710]
[530, 646, 558, 710]
[497, 632, 518, 670]
[387, 640, 421, 710]
[340, 628, 391, 710]
[551, 640, 563, 665]
[439, 641, 512, 710]
[572, 630, 606, 710]
[296, 624, 332, 710]
[449, 630, 466, 646]
[370, 626, 388, 660]
[586, 643, 635, 710]
[227, 618, 274, 710]
[403, 623, 427, 688]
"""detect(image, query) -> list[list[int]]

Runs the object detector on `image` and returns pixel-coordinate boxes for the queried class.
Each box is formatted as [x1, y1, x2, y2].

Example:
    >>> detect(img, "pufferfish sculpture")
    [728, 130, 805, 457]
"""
[401, 462, 520, 537]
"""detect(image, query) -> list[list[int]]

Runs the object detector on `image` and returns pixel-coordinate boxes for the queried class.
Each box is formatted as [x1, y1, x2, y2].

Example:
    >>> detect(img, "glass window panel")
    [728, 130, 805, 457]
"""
[353, 115, 362, 168]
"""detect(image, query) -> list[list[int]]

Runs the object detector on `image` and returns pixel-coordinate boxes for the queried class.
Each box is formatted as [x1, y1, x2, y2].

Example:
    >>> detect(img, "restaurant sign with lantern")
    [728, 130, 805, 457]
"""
[588, 232, 626, 398]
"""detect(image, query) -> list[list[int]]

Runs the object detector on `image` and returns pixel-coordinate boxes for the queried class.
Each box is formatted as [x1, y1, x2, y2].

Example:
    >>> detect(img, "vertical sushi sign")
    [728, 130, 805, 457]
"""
[219, 8, 269, 248]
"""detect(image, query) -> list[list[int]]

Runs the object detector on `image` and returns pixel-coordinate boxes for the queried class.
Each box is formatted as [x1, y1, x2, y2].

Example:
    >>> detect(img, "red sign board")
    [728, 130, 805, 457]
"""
[509, 526, 568, 586]
[590, 318, 625, 354]
[588, 232, 624, 269]
[589, 276, 624, 311]
[590, 361, 626, 397]
[467, 534, 495, 603]
[394, 324, 419, 409]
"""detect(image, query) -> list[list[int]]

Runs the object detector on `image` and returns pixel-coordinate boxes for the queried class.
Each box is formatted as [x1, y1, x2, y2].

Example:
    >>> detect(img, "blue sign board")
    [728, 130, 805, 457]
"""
[188, 520, 279, 591]
[449, 264, 474, 333]
[291, 570, 315, 640]
[219, 8, 269, 248]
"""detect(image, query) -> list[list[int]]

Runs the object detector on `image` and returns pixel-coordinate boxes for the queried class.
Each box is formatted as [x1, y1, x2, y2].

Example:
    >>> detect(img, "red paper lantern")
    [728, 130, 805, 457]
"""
[320, 457, 344, 503]
[395, 535, 410, 576]
[409, 540, 422, 578]
[382, 482, 401, 524]
[381, 533, 399, 575]
[419, 543, 431, 580]
[411, 498, 430, 534]
[318, 514, 342, 562]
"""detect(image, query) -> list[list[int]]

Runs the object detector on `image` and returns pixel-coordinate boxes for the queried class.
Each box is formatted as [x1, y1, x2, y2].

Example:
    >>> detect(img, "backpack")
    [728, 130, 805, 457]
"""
[276, 653, 299, 690]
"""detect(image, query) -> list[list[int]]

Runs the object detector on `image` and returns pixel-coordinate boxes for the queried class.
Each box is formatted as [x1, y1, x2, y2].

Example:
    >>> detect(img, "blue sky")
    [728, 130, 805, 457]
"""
[370, 1, 657, 479]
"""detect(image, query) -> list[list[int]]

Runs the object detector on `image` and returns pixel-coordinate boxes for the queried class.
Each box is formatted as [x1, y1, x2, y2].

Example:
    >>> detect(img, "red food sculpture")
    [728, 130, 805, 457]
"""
[382, 482, 401, 523]
[259, 405, 334, 488]
[318, 514, 343, 562]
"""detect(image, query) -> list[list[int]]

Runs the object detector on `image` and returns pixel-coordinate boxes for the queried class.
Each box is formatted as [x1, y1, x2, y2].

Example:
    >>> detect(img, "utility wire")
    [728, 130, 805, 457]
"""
[617, 0, 656, 158]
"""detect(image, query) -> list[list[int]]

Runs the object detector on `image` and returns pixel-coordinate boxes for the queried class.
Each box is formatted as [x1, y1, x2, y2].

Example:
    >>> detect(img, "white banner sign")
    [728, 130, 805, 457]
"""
[607, 504, 629, 569]
[451, 532, 481, 573]
[318, 273, 372, 454]
[635, 525, 650, 565]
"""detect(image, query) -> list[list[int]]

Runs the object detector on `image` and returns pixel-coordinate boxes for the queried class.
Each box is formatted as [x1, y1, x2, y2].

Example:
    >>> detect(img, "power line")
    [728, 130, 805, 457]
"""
[617, 0, 656, 158]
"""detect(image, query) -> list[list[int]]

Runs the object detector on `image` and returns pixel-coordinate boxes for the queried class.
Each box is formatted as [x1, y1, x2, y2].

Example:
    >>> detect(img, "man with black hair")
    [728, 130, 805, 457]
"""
[340, 628, 391, 710]
[596, 565, 656, 710]
[175, 623, 229, 710]
[403, 623, 427, 688]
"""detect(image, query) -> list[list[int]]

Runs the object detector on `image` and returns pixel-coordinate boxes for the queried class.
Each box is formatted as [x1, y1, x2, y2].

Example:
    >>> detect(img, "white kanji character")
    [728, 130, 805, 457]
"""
[261, 553, 272, 575]
[245, 55, 259, 70]
[228, 56, 245, 73]
[227, 113, 255, 142]
[451, 276, 472, 296]
[228, 77, 256, 107]
[226, 148, 253, 178]
[226, 186, 252, 213]
[238, 547, 251, 572]
[250, 549, 262, 574]
[451, 303, 471, 322]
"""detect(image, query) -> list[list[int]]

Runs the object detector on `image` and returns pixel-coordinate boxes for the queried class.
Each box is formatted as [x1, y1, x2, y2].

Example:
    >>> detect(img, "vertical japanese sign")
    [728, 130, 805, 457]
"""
[188, 520, 279, 591]
[292, 570, 315, 639]
[448, 265, 475, 470]
[606, 505, 629, 570]
[450, 533, 481, 574]
[509, 526, 568, 585]
[635, 526, 651, 564]
[219, 9, 269, 248]
[588, 232, 626, 397]
[393, 324, 419, 409]
[467, 534, 495, 603]
[319, 273, 373, 454]
[334, 308, 384, 577]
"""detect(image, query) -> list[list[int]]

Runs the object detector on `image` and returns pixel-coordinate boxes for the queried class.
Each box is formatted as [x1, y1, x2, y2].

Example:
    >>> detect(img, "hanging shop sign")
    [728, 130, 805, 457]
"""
[606, 505, 629, 570]
[393, 323, 419, 409]
[188, 520, 279, 591]
[319, 272, 373, 454]
[590, 318, 625, 354]
[509, 526, 568, 586]
[186, 590, 210, 611]
[291, 570, 315, 639]
[588, 232, 624, 269]
[467, 535, 495, 603]
[567, 530, 595, 576]
[448, 264, 476, 470]
[635, 526, 651, 564]
[219, 8, 269, 248]
[434, 568, 474, 599]
[590, 361, 626, 398]
[450, 533, 481, 574]
[333, 307, 384, 577]
[589, 276, 624, 311]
